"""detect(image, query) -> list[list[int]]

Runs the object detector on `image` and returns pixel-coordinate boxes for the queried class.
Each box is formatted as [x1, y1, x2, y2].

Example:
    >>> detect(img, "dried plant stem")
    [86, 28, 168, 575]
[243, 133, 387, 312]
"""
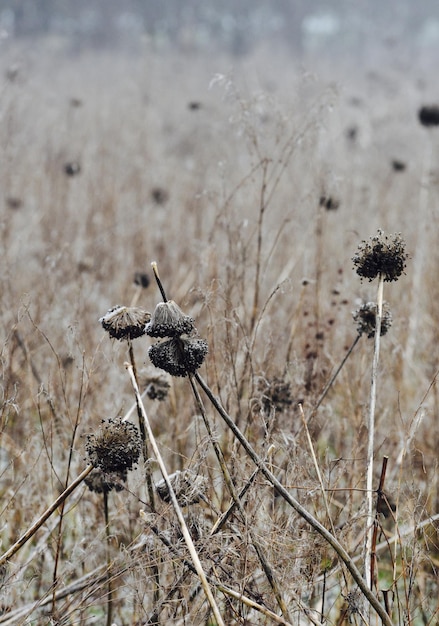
[371, 456, 389, 591]
[103, 491, 114, 626]
[125, 363, 225, 626]
[194, 372, 393, 626]
[364, 273, 384, 590]
[188, 375, 291, 620]
[0, 465, 93, 568]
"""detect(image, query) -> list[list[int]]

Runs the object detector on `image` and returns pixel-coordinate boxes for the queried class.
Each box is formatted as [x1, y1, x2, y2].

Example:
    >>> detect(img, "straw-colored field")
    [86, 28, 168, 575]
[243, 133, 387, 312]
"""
[0, 37, 438, 624]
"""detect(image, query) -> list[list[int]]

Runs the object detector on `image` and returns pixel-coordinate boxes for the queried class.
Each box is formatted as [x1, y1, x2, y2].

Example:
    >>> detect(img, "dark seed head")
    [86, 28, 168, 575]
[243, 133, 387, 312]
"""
[148, 336, 208, 377]
[85, 418, 141, 474]
[99, 305, 151, 341]
[352, 229, 407, 282]
[85, 467, 127, 494]
[146, 300, 195, 338]
[156, 469, 207, 506]
[353, 301, 392, 338]
[418, 105, 439, 127]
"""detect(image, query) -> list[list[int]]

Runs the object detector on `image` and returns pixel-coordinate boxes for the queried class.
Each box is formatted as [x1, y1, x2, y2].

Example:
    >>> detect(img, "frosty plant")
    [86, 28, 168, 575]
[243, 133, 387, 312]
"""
[352, 229, 408, 590]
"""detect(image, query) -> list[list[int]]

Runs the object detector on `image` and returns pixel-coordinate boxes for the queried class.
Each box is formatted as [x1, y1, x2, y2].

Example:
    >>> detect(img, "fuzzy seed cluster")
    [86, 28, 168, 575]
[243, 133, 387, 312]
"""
[146, 300, 208, 377]
[86, 418, 141, 474]
[352, 230, 407, 282]
[155, 469, 207, 507]
[353, 302, 392, 338]
[99, 305, 151, 341]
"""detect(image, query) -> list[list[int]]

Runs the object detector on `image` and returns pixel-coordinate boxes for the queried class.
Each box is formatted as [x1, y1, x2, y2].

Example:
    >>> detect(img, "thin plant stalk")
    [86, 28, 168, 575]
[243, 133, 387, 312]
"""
[103, 490, 114, 626]
[364, 274, 384, 590]
[125, 363, 225, 626]
[194, 372, 393, 626]
[0, 465, 94, 568]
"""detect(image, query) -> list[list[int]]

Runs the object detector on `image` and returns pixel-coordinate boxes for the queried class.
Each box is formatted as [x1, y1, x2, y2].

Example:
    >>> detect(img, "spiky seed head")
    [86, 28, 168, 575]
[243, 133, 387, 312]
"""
[86, 418, 141, 474]
[148, 336, 208, 377]
[85, 467, 127, 494]
[352, 229, 407, 282]
[99, 305, 151, 341]
[353, 301, 392, 338]
[145, 300, 195, 338]
[155, 469, 207, 506]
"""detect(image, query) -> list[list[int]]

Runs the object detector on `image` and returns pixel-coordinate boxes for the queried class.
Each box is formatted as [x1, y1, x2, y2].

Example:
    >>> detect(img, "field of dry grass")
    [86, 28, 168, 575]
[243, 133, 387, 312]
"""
[0, 38, 439, 625]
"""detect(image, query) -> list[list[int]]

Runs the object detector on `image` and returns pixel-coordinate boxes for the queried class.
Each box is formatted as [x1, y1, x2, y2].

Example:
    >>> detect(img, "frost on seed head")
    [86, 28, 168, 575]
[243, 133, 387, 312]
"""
[352, 229, 408, 282]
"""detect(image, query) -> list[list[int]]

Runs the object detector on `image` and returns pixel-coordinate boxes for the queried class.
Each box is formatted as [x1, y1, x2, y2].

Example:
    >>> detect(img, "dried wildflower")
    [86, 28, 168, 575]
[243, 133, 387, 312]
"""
[151, 187, 169, 205]
[64, 161, 81, 177]
[99, 305, 151, 341]
[146, 300, 195, 338]
[86, 418, 141, 474]
[134, 271, 150, 288]
[148, 336, 208, 377]
[85, 467, 127, 494]
[156, 469, 207, 506]
[344, 589, 363, 618]
[418, 105, 439, 127]
[353, 301, 392, 338]
[319, 195, 340, 211]
[352, 230, 407, 282]
[391, 159, 406, 172]
[258, 377, 293, 414]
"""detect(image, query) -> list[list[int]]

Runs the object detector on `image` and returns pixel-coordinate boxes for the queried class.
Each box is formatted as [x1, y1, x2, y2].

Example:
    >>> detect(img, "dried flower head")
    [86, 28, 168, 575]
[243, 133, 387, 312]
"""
[156, 469, 207, 506]
[86, 418, 141, 474]
[148, 336, 208, 377]
[99, 305, 151, 341]
[418, 105, 439, 127]
[134, 271, 150, 288]
[258, 377, 293, 414]
[85, 467, 127, 494]
[146, 300, 195, 338]
[353, 301, 392, 338]
[352, 230, 407, 282]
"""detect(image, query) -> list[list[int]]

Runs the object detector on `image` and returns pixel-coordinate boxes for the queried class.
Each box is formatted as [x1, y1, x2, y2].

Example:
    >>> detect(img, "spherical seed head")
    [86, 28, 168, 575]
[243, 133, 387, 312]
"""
[353, 301, 392, 338]
[99, 305, 151, 341]
[352, 230, 407, 282]
[145, 300, 195, 338]
[418, 105, 439, 127]
[86, 418, 141, 474]
[85, 467, 127, 494]
[155, 469, 207, 506]
[148, 336, 208, 377]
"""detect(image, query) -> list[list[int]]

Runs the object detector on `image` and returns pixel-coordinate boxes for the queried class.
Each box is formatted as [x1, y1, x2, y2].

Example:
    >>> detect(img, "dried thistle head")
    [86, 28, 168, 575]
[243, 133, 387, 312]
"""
[155, 469, 207, 506]
[99, 305, 151, 341]
[352, 230, 407, 282]
[148, 336, 208, 377]
[146, 300, 195, 338]
[85, 418, 141, 474]
[84, 467, 127, 494]
[353, 301, 392, 338]
[257, 376, 293, 415]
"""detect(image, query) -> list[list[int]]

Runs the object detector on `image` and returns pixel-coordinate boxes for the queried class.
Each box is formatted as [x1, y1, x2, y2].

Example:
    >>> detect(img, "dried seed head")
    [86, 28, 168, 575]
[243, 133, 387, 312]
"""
[258, 377, 293, 415]
[85, 467, 127, 494]
[353, 301, 392, 338]
[86, 418, 141, 474]
[155, 469, 207, 506]
[145, 300, 195, 338]
[148, 336, 208, 377]
[418, 105, 439, 127]
[352, 230, 407, 282]
[99, 305, 151, 341]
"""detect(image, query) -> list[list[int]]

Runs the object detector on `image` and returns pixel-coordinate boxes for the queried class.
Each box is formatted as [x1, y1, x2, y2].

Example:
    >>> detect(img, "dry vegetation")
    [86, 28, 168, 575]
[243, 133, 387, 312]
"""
[1, 39, 439, 625]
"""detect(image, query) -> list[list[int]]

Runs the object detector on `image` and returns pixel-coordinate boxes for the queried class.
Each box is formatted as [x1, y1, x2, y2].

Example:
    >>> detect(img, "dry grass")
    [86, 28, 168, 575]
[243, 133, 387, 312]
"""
[1, 38, 439, 625]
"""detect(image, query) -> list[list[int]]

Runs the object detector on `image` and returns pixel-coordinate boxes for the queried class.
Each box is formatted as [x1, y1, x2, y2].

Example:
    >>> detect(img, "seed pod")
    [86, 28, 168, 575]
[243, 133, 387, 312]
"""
[148, 336, 208, 377]
[86, 418, 141, 474]
[146, 300, 195, 338]
[352, 229, 407, 282]
[99, 305, 151, 341]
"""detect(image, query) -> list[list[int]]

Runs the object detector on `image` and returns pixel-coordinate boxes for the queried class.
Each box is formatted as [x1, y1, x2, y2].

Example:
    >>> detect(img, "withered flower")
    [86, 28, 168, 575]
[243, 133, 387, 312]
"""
[86, 418, 141, 474]
[148, 336, 208, 377]
[146, 300, 194, 338]
[99, 305, 151, 341]
[85, 467, 127, 494]
[352, 230, 407, 282]
[155, 469, 207, 506]
[353, 302, 392, 338]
